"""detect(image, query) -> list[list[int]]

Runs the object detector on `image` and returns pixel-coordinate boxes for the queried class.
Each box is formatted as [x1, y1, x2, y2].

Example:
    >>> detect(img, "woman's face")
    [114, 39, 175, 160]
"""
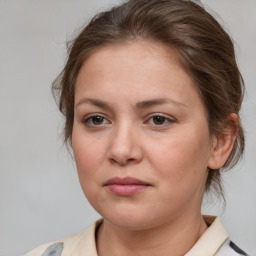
[72, 41, 215, 230]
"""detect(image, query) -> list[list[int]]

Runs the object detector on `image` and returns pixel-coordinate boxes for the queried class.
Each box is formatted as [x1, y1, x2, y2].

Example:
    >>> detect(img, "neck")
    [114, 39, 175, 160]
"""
[96, 213, 208, 256]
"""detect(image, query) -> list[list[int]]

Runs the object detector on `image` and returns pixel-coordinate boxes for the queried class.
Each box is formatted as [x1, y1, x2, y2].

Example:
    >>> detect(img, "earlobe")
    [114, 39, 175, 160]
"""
[208, 114, 238, 170]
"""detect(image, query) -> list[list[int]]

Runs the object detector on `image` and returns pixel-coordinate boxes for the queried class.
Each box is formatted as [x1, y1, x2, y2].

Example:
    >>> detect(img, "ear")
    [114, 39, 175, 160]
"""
[208, 113, 238, 170]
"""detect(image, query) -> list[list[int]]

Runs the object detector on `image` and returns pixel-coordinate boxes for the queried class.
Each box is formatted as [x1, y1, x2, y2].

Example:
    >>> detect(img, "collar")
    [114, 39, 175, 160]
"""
[72, 216, 228, 256]
[185, 215, 228, 256]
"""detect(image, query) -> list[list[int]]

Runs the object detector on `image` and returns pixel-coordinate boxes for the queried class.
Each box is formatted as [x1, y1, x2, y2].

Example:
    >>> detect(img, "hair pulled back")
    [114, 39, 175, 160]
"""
[52, 0, 245, 197]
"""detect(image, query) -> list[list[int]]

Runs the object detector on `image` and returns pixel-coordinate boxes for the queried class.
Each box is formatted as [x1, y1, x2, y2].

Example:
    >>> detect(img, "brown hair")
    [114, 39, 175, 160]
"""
[52, 0, 245, 197]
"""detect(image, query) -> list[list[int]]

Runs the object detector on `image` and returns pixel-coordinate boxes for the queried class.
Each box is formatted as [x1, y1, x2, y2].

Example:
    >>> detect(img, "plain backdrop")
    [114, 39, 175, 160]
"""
[0, 0, 255, 255]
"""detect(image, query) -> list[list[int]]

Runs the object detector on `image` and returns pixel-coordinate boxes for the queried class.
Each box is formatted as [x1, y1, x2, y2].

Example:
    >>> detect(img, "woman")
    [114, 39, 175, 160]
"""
[25, 0, 248, 255]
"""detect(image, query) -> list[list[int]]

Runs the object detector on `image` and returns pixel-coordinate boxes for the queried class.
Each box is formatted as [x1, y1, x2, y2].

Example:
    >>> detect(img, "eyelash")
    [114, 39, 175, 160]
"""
[83, 114, 110, 127]
[82, 113, 175, 128]
[146, 114, 175, 127]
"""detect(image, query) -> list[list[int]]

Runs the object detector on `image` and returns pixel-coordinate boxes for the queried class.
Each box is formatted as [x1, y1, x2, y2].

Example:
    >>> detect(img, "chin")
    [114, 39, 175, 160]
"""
[96, 204, 155, 230]
[105, 215, 152, 231]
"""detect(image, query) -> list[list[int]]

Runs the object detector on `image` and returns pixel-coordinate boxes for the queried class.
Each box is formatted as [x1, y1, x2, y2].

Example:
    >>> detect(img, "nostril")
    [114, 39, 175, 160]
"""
[127, 158, 136, 162]
[109, 156, 136, 166]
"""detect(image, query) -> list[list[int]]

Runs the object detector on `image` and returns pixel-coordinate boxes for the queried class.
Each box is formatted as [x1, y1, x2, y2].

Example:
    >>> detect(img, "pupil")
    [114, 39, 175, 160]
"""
[92, 116, 103, 125]
[153, 116, 165, 125]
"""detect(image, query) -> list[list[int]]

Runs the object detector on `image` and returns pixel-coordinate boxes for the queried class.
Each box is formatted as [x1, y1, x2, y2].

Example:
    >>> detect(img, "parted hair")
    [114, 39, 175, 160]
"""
[52, 0, 245, 197]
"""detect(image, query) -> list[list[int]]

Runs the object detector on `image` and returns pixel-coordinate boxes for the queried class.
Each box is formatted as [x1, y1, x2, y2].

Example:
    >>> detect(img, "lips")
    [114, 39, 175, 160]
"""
[104, 177, 150, 196]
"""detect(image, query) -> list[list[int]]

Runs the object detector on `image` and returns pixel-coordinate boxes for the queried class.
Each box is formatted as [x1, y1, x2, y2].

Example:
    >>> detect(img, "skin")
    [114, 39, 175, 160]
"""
[72, 41, 237, 256]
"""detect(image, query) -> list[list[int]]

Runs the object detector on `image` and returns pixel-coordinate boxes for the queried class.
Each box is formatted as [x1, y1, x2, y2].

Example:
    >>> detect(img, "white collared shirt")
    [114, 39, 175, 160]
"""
[24, 216, 248, 256]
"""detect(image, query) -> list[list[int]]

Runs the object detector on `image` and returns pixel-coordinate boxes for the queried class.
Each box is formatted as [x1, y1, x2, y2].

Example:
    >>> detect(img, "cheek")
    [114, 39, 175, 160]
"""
[146, 126, 211, 185]
[72, 128, 106, 182]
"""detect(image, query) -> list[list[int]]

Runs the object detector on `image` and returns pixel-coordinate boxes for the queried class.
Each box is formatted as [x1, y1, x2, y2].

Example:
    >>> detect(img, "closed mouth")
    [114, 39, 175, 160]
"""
[104, 176, 150, 186]
[104, 177, 151, 196]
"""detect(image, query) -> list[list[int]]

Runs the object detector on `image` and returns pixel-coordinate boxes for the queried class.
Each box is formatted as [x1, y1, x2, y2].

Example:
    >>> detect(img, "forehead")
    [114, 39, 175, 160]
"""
[79, 41, 183, 76]
[74, 41, 202, 110]
[76, 41, 189, 84]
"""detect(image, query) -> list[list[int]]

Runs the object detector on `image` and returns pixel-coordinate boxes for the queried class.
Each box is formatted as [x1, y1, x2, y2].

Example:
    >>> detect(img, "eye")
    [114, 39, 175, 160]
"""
[152, 116, 167, 125]
[147, 115, 174, 126]
[83, 115, 109, 127]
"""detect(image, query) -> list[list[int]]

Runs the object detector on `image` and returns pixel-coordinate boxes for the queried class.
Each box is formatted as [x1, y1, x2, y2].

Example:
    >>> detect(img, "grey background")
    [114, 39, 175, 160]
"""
[0, 0, 255, 255]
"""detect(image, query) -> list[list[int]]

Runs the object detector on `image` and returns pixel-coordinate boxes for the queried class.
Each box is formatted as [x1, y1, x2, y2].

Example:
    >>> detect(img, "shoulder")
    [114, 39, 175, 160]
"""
[215, 238, 249, 256]
[23, 219, 101, 256]
[23, 231, 85, 256]
[185, 216, 249, 256]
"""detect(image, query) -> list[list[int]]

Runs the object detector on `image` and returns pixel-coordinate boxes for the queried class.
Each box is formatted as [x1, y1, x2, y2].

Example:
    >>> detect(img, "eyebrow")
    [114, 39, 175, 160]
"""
[135, 98, 187, 109]
[76, 98, 111, 110]
[75, 98, 187, 109]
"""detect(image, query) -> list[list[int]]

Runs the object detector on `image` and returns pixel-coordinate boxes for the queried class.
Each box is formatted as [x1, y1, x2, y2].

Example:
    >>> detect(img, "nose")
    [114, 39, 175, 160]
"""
[107, 124, 143, 166]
